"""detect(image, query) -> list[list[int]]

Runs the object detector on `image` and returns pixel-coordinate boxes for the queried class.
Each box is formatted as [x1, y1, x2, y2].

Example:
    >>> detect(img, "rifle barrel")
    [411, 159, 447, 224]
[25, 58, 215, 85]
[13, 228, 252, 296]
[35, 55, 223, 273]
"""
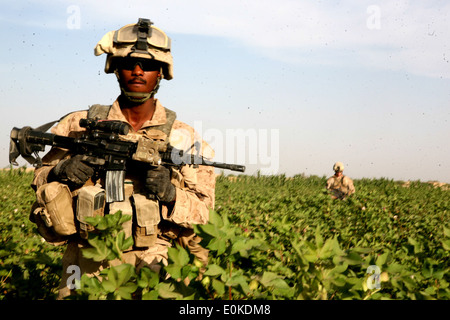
[205, 161, 246, 172]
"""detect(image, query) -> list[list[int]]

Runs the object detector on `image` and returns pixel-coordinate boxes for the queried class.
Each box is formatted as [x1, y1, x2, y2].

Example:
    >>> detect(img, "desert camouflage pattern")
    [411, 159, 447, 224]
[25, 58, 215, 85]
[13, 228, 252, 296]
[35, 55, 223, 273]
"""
[326, 174, 356, 200]
[32, 99, 215, 298]
[32, 99, 216, 225]
[94, 22, 174, 79]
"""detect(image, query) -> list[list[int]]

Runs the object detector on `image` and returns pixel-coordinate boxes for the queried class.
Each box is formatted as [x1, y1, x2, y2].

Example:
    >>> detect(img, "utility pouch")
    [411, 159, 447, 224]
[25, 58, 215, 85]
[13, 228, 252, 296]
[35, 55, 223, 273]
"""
[29, 202, 67, 246]
[31, 181, 77, 244]
[76, 185, 105, 239]
[132, 193, 160, 248]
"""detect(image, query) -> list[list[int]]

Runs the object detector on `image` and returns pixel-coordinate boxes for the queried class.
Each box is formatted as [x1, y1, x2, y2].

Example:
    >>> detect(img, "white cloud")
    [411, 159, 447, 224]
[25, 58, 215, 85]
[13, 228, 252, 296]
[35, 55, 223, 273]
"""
[73, 0, 450, 79]
[4, 0, 450, 78]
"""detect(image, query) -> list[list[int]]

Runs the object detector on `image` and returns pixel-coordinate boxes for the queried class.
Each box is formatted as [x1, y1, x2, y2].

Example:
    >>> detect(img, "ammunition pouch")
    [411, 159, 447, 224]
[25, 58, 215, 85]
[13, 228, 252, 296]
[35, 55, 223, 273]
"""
[30, 181, 77, 246]
[132, 193, 160, 248]
[76, 185, 106, 239]
[105, 180, 160, 250]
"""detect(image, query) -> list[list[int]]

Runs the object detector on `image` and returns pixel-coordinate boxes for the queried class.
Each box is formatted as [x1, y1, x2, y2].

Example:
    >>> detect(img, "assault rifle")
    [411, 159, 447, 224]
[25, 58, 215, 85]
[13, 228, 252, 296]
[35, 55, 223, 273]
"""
[9, 118, 245, 202]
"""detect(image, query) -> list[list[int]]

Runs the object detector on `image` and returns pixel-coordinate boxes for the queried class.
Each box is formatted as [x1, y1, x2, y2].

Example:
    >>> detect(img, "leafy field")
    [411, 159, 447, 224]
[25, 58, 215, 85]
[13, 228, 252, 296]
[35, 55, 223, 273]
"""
[0, 168, 449, 300]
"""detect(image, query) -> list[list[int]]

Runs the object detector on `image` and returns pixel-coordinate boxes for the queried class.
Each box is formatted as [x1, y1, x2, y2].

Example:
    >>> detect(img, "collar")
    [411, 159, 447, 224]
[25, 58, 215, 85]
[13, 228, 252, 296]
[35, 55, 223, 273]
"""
[108, 98, 167, 130]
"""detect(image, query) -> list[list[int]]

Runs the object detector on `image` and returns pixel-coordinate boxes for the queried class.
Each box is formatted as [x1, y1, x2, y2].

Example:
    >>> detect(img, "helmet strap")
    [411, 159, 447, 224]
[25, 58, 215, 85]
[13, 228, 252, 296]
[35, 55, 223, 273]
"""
[115, 68, 162, 104]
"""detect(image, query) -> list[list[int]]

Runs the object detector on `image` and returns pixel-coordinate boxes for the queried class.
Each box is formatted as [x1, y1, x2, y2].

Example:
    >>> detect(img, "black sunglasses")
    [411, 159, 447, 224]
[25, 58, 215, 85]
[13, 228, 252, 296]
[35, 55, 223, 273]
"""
[114, 57, 162, 72]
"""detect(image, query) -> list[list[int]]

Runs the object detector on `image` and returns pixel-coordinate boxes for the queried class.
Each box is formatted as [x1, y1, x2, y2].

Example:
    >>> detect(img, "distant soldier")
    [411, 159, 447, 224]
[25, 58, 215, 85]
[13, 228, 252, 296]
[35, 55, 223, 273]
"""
[326, 162, 355, 200]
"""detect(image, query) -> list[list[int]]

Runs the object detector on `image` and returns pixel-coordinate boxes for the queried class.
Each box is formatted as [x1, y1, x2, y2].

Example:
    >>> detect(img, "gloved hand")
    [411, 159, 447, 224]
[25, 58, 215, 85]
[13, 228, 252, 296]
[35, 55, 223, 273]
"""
[51, 154, 95, 187]
[145, 166, 176, 203]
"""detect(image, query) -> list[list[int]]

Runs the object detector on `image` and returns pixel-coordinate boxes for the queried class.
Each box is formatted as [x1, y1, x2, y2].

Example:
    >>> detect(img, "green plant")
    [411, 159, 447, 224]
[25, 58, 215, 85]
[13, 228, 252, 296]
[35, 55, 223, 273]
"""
[1, 169, 449, 300]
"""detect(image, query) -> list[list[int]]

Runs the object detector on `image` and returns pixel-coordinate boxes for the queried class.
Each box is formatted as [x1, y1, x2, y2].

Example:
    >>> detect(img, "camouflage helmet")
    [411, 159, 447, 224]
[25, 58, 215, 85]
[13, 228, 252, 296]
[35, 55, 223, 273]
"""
[333, 162, 345, 172]
[94, 18, 173, 80]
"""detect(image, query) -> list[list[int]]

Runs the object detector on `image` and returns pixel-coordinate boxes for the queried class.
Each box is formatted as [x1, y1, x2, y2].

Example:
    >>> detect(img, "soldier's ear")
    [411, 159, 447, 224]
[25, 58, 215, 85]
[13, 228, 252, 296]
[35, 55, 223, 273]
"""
[114, 69, 121, 81]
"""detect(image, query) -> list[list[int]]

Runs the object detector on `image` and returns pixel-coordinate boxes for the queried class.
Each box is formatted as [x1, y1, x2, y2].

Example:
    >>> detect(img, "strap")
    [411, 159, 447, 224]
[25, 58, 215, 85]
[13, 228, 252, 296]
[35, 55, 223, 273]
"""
[87, 104, 112, 120]
[153, 107, 176, 137]
[86, 104, 176, 137]
[87, 103, 176, 146]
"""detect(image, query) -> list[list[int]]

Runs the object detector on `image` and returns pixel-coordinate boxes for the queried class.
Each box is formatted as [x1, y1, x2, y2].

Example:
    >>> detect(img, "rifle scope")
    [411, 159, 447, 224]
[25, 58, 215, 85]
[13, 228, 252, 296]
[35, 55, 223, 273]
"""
[79, 119, 129, 135]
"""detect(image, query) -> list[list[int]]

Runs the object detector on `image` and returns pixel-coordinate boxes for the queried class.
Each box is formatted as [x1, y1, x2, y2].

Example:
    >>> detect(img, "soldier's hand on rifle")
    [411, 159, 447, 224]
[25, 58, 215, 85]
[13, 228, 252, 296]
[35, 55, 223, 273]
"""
[51, 154, 96, 187]
[145, 166, 176, 203]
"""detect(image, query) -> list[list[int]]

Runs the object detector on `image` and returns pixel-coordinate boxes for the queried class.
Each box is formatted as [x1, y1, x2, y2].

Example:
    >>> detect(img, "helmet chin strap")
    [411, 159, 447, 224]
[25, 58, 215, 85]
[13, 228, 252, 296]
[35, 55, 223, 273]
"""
[115, 68, 162, 104]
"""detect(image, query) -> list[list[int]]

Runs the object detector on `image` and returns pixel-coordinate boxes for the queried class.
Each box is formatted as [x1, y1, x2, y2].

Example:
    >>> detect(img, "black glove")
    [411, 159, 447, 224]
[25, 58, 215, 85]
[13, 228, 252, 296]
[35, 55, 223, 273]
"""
[51, 154, 95, 187]
[145, 166, 176, 203]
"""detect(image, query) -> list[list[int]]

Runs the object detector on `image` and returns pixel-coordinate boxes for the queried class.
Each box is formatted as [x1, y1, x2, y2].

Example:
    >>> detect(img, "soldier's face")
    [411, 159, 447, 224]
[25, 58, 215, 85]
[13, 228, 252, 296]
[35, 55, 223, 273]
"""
[116, 58, 161, 94]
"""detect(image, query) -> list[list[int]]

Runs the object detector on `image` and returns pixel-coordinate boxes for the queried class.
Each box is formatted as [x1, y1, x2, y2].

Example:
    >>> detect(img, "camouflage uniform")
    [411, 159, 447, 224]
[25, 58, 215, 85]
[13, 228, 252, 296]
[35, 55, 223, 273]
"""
[326, 174, 355, 200]
[325, 162, 355, 200]
[32, 99, 215, 298]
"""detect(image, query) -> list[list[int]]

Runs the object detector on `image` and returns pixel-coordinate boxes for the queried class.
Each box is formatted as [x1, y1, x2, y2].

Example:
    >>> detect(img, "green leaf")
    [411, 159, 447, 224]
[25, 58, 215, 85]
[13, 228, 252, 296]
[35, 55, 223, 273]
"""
[331, 276, 347, 287]
[226, 272, 250, 295]
[165, 265, 181, 280]
[259, 272, 294, 297]
[207, 238, 227, 255]
[181, 265, 193, 280]
[443, 226, 450, 238]
[422, 266, 433, 278]
[204, 264, 226, 277]
[82, 238, 109, 261]
[157, 282, 183, 299]
[118, 212, 132, 225]
[138, 267, 160, 288]
[376, 252, 390, 266]
[304, 253, 318, 263]
[387, 263, 404, 274]
[101, 278, 117, 293]
[259, 271, 280, 287]
[442, 239, 450, 251]
[199, 224, 218, 237]
[116, 282, 138, 300]
[231, 240, 252, 257]
[331, 262, 348, 274]
[116, 231, 125, 249]
[84, 215, 104, 228]
[315, 227, 324, 248]
[121, 234, 134, 251]
[106, 210, 122, 227]
[208, 209, 224, 227]
[167, 245, 190, 266]
[80, 274, 103, 296]
[343, 252, 363, 265]
[114, 263, 135, 286]
[142, 290, 159, 300]
[211, 279, 225, 296]
[432, 269, 445, 280]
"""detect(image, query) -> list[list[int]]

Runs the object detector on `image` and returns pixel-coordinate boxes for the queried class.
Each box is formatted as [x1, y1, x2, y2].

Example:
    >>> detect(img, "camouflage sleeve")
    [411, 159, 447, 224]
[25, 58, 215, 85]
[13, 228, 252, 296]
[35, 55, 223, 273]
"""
[345, 177, 356, 195]
[162, 164, 216, 228]
[161, 120, 216, 228]
[31, 111, 88, 190]
[325, 177, 333, 189]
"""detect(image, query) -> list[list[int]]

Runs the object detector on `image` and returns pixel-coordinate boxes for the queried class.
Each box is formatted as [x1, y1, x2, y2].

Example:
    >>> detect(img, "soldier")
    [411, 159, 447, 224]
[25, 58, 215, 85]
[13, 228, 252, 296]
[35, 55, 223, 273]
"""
[325, 162, 355, 200]
[30, 18, 215, 299]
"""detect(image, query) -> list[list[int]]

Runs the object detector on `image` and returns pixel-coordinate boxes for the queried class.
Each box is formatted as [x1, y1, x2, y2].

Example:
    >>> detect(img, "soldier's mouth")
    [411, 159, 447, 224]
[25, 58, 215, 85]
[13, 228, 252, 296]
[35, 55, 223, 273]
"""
[129, 78, 147, 84]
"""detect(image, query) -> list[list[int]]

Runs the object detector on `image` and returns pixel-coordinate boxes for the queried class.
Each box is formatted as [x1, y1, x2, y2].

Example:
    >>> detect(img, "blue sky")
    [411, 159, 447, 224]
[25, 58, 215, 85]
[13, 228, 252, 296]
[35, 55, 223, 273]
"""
[1, 0, 449, 182]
